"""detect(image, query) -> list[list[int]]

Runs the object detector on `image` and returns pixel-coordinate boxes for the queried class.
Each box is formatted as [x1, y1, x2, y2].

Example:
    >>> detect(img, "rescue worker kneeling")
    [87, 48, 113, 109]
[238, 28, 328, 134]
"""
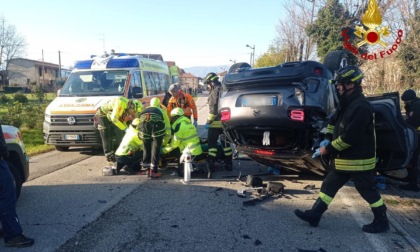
[161, 108, 209, 178]
[115, 118, 143, 175]
[138, 97, 171, 178]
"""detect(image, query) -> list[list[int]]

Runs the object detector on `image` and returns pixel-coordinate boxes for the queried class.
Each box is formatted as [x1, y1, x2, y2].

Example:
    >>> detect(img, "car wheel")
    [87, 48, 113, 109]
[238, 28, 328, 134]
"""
[323, 50, 348, 73]
[55, 146, 70, 151]
[7, 162, 22, 199]
[229, 62, 251, 73]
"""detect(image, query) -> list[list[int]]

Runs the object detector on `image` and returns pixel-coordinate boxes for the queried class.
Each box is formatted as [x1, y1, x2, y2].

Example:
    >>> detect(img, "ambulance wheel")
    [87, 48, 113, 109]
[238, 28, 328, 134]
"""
[55, 146, 69, 151]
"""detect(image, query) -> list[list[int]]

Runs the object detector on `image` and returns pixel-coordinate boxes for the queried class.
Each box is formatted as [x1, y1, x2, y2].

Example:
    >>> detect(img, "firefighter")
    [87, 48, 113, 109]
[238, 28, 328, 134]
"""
[115, 118, 143, 175]
[138, 97, 171, 178]
[162, 108, 208, 176]
[96, 98, 143, 163]
[295, 65, 389, 233]
[166, 84, 198, 127]
[400, 89, 420, 192]
[203, 72, 233, 171]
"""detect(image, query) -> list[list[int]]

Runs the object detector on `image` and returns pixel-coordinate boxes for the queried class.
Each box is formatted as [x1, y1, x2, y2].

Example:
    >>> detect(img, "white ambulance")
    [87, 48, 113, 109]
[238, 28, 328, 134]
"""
[43, 54, 171, 151]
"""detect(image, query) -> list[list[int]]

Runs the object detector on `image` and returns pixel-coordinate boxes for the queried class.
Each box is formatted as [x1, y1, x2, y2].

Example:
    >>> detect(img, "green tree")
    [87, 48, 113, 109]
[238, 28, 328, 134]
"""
[397, 0, 420, 89]
[255, 45, 287, 68]
[306, 0, 355, 62]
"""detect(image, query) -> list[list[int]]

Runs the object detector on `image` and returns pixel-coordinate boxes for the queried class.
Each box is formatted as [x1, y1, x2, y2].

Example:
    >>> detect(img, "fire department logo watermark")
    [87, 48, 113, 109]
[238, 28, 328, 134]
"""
[342, 0, 403, 60]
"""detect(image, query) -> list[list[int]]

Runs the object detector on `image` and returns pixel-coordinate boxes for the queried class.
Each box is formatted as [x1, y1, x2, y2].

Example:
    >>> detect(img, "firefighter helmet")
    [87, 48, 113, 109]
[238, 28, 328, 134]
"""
[402, 89, 417, 102]
[333, 65, 364, 85]
[170, 107, 184, 117]
[204, 72, 219, 84]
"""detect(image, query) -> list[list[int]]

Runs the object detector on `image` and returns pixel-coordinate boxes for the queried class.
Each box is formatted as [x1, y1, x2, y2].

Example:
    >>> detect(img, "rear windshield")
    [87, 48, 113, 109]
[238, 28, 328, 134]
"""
[59, 70, 129, 97]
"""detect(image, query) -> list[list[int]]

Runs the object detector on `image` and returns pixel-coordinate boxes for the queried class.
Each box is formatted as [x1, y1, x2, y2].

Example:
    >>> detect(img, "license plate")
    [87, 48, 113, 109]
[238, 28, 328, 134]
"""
[65, 135, 80, 140]
[239, 94, 279, 107]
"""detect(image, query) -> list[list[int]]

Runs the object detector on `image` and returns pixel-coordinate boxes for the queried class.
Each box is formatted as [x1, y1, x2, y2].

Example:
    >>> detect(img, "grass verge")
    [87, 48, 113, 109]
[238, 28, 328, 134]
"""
[21, 128, 55, 156]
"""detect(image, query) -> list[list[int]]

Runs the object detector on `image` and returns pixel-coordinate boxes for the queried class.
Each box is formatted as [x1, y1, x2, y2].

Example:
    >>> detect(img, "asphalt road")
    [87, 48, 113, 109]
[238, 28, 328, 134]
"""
[5, 94, 420, 252]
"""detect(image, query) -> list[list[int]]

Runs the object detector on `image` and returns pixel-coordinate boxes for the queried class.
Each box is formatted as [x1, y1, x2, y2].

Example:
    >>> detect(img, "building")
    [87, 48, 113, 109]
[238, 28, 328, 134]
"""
[7, 58, 69, 90]
[179, 72, 199, 95]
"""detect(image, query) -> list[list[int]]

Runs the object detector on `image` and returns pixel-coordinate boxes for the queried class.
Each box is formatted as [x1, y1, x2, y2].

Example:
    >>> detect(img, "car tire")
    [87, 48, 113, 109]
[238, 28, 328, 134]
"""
[7, 161, 22, 199]
[229, 62, 251, 73]
[55, 146, 70, 151]
[323, 50, 348, 73]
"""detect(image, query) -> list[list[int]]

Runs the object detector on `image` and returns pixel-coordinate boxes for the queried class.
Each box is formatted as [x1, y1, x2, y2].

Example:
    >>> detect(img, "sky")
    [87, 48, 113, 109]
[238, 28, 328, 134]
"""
[0, 0, 286, 69]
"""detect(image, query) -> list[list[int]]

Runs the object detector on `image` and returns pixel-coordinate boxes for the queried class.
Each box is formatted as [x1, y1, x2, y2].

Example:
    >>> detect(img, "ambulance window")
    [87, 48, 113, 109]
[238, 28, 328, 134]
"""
[130, 71, 141, 87]
[128, 71, 142, 98]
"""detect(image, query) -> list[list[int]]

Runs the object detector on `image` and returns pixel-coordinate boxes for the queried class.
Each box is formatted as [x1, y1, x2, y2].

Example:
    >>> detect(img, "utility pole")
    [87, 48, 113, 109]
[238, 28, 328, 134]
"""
[58, 51, 62, 81]
[246, 44, 255, 67]
[42, 49, 45, 86]
[99, 34, 105, 54]
[305, 0, 316, 61]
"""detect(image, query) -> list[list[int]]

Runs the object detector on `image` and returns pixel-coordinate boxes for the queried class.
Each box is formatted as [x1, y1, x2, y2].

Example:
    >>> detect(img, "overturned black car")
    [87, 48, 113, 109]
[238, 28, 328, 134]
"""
[219, 51, 416, 180]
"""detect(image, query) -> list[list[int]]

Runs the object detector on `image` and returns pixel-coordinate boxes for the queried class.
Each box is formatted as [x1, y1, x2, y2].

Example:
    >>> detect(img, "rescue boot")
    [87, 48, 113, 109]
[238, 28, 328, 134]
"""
[206, 158, 216, 172]
[362, 204, 390, 233]
[294, 198, 328, 227]
[224, 157, 233, 171]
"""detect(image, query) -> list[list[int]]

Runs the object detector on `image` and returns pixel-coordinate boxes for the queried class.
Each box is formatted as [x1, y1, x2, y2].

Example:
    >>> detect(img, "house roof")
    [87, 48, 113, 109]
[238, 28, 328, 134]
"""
[10, 58, 60, 68]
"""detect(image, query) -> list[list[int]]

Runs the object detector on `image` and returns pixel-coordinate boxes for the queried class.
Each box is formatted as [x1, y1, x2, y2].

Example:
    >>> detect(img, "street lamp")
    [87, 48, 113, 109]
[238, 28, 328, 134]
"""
[246, 44, 255, 67]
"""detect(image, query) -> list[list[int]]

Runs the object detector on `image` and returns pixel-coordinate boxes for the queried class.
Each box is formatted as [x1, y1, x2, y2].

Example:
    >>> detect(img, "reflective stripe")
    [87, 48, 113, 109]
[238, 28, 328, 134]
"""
[334, 157, 376, 171]
[326, 124, 334, 135]
[370, 198, 384, 208]
[210, 121, 222, 128]
[331, 136, 351, 151]
[223, 147, 232, 156]
[188, 143, 200, 149]
[208, 148, 218, 157]
[319, 192, 333, 205]
[176, 134, 198, 141]
[207, 114, 216, 121]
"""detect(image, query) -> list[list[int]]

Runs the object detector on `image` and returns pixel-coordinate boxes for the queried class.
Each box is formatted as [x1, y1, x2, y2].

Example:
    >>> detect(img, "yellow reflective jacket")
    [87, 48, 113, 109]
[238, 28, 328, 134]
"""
[163, 116, 202, 156]
[115, 124, 143, 156]
[100, 97, 130, 131]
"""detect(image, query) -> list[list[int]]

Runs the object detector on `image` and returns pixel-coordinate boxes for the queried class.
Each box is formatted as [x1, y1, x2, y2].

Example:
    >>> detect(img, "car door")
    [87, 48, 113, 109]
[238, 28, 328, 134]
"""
[368, 92, 417, 179]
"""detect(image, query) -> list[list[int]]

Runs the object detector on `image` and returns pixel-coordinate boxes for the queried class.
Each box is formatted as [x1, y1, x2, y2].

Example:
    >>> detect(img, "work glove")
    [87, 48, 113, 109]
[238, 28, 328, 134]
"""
[193, 119, 198, 127]
[205, 123, 210, 129]
[320, 139, 330, 147]
[312, 148, 321, 158]
[312, 140, 330, 158]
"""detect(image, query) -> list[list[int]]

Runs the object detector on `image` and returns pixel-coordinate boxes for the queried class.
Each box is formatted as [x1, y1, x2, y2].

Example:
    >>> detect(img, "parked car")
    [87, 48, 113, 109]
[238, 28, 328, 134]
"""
[2, 125, 30, 199]
[219, 50, 415, 180]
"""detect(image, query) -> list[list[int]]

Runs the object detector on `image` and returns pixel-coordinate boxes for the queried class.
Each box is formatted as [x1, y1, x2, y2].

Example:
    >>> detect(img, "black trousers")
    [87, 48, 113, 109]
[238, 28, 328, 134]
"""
[116, 151, 143, 172]
[321, 169, 382, 205]
[207, 127, 232, 162]
[0, 160, 23, 239]
[140, 120, 165, 171]
[98, 116, 124, 161]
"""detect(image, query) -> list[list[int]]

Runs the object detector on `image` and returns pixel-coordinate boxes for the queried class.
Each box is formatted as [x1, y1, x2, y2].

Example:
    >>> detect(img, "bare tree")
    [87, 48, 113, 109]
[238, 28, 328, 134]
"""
[274, 0, 321, 62]
[0, 16, 26, 86]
